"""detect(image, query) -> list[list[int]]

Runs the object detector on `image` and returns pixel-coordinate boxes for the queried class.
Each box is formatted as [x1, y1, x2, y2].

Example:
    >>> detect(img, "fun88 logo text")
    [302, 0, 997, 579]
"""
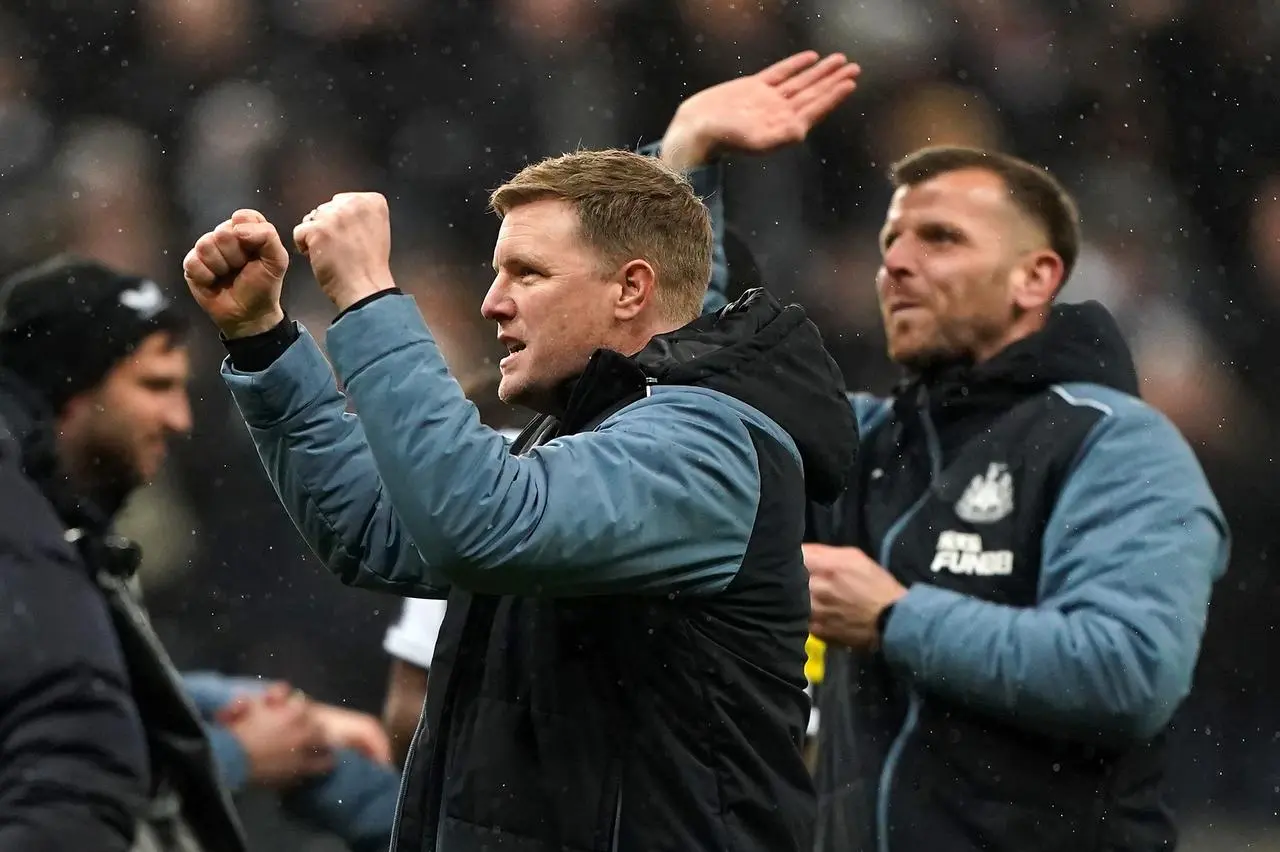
[930, 531, 1014, 577]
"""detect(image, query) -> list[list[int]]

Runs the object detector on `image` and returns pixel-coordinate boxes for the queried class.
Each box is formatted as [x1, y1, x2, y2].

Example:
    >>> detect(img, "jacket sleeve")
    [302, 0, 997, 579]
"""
[691, 156, 728, 315]
[0, 473, 149, 852]
[881, 394, 1230, 742]
[178, 671, 268, 794]
[849, 392, 892, 435]
[280, 750, 400, 852]
[181, 671, 267, 716]
[637, 140, 728, 314]
[306, 294, 776, 597]
[177, 670, 398, 843]
[221, 328, 450, 598]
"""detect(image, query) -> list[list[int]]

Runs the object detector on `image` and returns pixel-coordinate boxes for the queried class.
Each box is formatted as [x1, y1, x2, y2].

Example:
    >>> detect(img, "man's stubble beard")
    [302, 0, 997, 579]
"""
[68, 435, 148, 517]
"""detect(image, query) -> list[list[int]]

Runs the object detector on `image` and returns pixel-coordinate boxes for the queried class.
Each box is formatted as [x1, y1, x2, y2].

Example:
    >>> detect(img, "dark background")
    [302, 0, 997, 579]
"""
[2, 0, 1276, 848]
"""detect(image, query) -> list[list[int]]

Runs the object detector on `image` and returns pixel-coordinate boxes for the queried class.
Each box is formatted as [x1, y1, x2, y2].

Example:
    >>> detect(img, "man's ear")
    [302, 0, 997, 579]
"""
[614, 259, 658, 321]
[57, 390, 90, 425]
[1012, 250, 1064, 311]
[53, 390, 93, 444]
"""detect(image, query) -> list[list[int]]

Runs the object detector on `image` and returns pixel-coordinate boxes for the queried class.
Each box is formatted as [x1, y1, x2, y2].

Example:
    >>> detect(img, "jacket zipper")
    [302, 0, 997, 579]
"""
[610, 782, 624, 852]
[388, 695, 429, 851]
[874, 393, 943, 852]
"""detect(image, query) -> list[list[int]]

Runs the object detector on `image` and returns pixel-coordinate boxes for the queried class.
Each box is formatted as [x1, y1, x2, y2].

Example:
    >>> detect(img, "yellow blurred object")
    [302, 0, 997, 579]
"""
[805, 634, 826, 685]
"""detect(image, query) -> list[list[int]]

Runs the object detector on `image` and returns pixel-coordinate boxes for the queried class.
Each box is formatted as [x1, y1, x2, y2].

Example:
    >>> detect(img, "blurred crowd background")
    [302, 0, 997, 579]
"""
[2, 0, 1277, 848]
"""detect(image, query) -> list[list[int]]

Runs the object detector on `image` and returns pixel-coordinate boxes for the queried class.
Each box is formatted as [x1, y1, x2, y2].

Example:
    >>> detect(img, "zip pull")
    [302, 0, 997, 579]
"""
[644, 377, 657, 398]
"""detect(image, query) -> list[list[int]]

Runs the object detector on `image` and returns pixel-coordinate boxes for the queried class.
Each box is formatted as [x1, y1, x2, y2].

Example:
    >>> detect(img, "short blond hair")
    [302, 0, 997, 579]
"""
[490, 149, 713, 323]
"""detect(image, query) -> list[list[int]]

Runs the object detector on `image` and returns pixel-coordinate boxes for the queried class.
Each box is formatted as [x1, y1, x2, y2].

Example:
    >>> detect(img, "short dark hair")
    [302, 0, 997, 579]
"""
[889, 146, 1082, 282]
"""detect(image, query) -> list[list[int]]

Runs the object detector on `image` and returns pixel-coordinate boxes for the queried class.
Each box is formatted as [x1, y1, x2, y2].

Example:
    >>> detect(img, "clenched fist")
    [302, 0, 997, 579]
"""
[215, 683, 334, 788]
[184, 209, 289, 339]
[805, 543, 907, 651]
[293, 192, 397, 313]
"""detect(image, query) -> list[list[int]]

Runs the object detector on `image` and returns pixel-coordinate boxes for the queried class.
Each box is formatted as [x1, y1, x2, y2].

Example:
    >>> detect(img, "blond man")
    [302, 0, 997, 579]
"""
[185, 50, 860, 852]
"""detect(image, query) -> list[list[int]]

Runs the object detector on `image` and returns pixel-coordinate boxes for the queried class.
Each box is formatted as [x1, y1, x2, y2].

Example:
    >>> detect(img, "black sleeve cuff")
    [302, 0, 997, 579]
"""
[334, 288, 403, 323]
[222, 314, 300, 373]
[876, 602, 897, 639]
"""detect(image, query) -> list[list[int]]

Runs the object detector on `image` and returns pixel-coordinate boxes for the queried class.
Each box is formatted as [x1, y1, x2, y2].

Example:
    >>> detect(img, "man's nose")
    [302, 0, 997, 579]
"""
[166, 395, 193, 436]
[882, 237, 916, 277]
[481, 279, 514, 321]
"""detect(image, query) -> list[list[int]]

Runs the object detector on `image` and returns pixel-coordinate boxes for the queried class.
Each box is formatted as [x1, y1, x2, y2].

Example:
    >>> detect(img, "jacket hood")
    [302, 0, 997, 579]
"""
[0, 369, 58, 481]
[637, 288, 857, 504]
[555, 289, 857, 503]
[973, 300, 1139, 394]
[903, 300, 1139, 412]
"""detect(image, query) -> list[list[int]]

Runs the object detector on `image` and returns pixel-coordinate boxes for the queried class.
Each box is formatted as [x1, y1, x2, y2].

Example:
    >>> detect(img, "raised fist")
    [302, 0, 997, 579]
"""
[183, 209, 289, 339]
[293, 192, 396, 313]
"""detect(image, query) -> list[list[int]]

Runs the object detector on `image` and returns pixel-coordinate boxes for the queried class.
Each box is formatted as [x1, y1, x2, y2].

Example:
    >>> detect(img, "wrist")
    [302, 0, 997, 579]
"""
[220, 307, 286, 340]
[876, 591, 906, 644]
[331, 273, 397, 314]
[660, 118, 714, 172]
[222, 312, 298, 373]
[205, 725, 252, 793]
[875, 602, 896, 638]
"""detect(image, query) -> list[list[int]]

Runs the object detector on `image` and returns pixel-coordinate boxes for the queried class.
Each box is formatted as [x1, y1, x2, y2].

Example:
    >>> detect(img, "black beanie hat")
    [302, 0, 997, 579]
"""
[0, 254, 189, 412]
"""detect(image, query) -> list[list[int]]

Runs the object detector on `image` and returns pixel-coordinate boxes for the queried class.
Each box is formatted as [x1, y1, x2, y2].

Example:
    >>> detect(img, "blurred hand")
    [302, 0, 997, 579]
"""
[183, 209, 289, 339]
[805, 543, 906, 651]
[660, 51, 861, 171]
[215, 684, 334, 788]
[308, 703, 394, 766]
[293, 192, 397, 313]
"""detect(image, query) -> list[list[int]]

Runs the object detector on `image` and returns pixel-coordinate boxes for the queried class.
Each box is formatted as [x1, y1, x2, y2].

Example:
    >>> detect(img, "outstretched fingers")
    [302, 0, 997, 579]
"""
[794, 73, 860, 126]
[776, 53, 856, 99]
[756, 50, 822, 86]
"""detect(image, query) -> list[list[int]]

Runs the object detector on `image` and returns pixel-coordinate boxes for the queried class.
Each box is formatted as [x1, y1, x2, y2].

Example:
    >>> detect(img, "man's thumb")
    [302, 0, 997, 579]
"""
[235, 223, 289, 270]
[231, 208, 267, 226]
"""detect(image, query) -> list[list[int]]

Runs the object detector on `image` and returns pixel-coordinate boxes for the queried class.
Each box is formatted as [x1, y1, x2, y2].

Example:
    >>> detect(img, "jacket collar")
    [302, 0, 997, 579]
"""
[893, 300, 1139, 424]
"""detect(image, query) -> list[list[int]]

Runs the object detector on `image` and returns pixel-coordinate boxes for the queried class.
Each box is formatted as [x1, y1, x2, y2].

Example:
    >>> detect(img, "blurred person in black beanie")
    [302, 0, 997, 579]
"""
[0, 254, 248, 852]
[0, 255, 195, 507]
[0, 255, 407, 852]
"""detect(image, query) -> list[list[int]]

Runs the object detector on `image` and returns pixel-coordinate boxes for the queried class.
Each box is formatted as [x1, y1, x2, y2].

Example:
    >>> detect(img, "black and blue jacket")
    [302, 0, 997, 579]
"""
[218, 154, 859, 850]
[808, 302, 1230, 852]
